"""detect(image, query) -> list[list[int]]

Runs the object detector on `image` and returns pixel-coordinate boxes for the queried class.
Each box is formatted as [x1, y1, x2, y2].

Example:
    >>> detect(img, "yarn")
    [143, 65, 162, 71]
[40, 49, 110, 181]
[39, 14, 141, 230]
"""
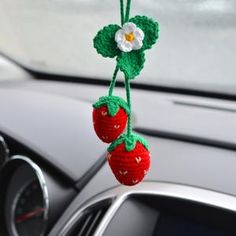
[124, 76, 132, 136]
[108, 141, 150, 186]
[115, 23, 144, 53]
[117, 51, 145, 80]
[92, 0, 160, 186]
[125, 0, 131, 23]
[120, 0, 125, 25]
[93, 106, 128, 143]
[108, 133, 149, 152]
[130, 15, 159, 50]
[108, 65, 119, 96]
[93, 12, 159, 78]
[93, 24, 120, 58]
[93, 96, 130, 117]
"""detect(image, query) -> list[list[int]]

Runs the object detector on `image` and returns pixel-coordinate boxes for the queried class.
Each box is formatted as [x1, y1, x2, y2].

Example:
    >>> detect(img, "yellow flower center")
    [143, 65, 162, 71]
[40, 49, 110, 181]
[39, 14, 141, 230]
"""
[125, 32, 135, 42]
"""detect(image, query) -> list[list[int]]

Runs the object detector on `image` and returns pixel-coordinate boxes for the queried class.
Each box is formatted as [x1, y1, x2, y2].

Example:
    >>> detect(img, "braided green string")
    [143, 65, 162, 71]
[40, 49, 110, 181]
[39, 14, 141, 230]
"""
[108, 0, 124, 96]
[108, 0, 132, 96]
[108, 0, 133, 136]
[125, 0, 131, 23]
[124, 0, 132, 137]
[108, 65, 119, 96]
[125, 76, 132, 136]
[120, 0, 124, 25]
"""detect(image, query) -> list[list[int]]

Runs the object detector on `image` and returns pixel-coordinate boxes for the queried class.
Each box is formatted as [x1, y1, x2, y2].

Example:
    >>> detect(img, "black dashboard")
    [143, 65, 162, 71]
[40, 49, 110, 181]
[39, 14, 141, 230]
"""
[1, 77, 236, 235]
[0, 138, 76, 236]
[3, 157, 49, 236]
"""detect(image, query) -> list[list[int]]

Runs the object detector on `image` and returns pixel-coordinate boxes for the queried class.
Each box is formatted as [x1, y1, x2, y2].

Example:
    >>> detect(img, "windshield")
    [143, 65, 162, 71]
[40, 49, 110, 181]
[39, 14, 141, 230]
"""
[0, 0, 236, 94]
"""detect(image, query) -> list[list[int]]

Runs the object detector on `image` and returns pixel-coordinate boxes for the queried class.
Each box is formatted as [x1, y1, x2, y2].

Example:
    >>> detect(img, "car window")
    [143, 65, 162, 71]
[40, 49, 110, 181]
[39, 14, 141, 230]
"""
[0, 0, 235, 94]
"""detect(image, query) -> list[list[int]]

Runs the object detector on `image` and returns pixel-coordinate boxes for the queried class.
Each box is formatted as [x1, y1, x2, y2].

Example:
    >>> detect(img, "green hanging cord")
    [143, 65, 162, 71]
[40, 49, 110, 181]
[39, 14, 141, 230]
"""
[108, 0, 125, 97]
[124, 0, 132, 137]
[108, 65, 119, 96]
[125, 0, 131, 23]
[125, 76, 132, 136]
[120, 0, 125, 25]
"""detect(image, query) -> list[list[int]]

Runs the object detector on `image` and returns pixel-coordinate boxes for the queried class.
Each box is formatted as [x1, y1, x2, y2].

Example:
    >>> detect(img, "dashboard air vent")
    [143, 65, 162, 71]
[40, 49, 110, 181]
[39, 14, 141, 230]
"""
[68, 201, 111, 236]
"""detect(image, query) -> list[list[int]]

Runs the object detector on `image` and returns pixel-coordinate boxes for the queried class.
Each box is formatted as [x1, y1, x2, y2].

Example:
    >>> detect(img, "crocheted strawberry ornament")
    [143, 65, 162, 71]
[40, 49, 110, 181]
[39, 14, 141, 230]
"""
[93, 96, 130, 143]
[92, 0, 159, 186]
[107, 134, 150, 186]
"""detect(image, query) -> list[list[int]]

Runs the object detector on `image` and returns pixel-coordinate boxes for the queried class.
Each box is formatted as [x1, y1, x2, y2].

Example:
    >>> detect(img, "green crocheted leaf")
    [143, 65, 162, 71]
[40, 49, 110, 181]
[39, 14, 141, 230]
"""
[108, 133, 150, 152]
[117, 51, 145, 80]
[93, 96, 130, 116]
[107, 101, 119, 116]
[93, 24, 120, 58]
[130, 15, 159, 50]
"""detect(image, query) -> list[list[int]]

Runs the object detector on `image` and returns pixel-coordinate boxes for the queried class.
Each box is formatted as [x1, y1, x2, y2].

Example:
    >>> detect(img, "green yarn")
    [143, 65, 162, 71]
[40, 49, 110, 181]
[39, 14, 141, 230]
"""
[130, 15, 159, 50]
[93, 1, 160, 153]
[108, 65, 119, 96]
[93, 24, 120, 58]
[108, 133, 150, 152]
[93, 96, 130, 117]
[125, 76, 132, 136]
[120, 0, 131, 24]
[125, 0, 131, 23]
[93, 14, 159, 79]
[115, 15, 159, 79]
[117, 51, 145, 80]
[120, 0, 124, 25]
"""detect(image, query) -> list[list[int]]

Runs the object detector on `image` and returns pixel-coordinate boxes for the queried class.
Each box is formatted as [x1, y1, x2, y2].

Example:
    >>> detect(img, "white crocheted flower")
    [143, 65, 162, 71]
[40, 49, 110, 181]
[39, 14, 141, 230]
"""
[115, 22, 144, 52]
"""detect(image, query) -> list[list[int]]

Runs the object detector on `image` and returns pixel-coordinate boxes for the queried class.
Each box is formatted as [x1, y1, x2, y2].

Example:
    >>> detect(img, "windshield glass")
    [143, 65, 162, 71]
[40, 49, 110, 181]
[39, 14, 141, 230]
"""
[0, 0, 236, 94]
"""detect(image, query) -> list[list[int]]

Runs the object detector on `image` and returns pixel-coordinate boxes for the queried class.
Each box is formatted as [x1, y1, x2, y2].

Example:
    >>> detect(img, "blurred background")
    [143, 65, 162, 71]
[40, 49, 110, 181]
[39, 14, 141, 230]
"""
[0, 0, 236, 93]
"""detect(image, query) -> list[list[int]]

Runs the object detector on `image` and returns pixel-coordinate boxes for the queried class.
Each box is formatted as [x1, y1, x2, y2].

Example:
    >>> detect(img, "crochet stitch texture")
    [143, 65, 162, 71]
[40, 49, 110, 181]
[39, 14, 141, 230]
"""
[92, 0, 159, 186]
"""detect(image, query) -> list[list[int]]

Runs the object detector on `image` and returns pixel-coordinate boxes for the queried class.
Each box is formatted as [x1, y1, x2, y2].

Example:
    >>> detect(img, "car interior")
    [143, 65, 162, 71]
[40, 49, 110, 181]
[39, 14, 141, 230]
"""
[1, 0, 236, 235]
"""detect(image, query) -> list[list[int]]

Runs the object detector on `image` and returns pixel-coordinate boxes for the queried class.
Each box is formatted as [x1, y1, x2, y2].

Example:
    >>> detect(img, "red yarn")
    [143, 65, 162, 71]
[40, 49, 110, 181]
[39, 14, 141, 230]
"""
[93, 106, 128, 143]
[108, 142, 150, 186]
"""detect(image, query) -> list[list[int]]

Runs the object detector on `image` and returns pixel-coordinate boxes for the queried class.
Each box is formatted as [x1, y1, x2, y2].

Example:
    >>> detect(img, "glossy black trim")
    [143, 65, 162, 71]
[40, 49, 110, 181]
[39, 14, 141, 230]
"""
[1, 52, 236, 101]
[75, 153, 107, 191]
[134, 128, 236, 152]
[32, 71, 236, 101]
[174, 101, 236, 113]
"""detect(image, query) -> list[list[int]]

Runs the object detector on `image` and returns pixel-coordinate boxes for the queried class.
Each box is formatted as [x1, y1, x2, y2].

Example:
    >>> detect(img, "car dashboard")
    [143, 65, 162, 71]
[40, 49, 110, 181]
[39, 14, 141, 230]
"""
[1, 74, 236, 235]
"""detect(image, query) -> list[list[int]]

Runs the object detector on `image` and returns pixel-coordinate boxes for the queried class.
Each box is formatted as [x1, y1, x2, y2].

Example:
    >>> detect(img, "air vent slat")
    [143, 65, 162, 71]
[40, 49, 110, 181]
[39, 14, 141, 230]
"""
[77, 214, 93, 236]
[68, 200, 111, 236]
[85, 210, 103, 236]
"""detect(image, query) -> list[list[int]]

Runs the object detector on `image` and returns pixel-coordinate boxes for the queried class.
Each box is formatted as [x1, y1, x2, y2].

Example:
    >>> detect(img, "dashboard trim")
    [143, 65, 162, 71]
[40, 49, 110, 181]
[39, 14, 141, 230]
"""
[9, 156, 49, 236]
[134, 127, 236, 152]
[54, 182, 236, 236]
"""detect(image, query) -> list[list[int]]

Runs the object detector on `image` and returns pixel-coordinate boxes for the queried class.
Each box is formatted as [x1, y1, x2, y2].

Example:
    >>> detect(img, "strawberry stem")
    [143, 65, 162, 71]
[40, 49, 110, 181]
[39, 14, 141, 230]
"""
[108, 65, 119, 96]
[125, 76, 132, 136]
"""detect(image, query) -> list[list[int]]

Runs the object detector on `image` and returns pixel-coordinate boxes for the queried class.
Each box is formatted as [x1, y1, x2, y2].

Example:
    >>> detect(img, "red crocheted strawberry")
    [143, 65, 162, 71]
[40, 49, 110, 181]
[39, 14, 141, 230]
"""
[107, 133, 150, 186]
[93, 96, 130, 143]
